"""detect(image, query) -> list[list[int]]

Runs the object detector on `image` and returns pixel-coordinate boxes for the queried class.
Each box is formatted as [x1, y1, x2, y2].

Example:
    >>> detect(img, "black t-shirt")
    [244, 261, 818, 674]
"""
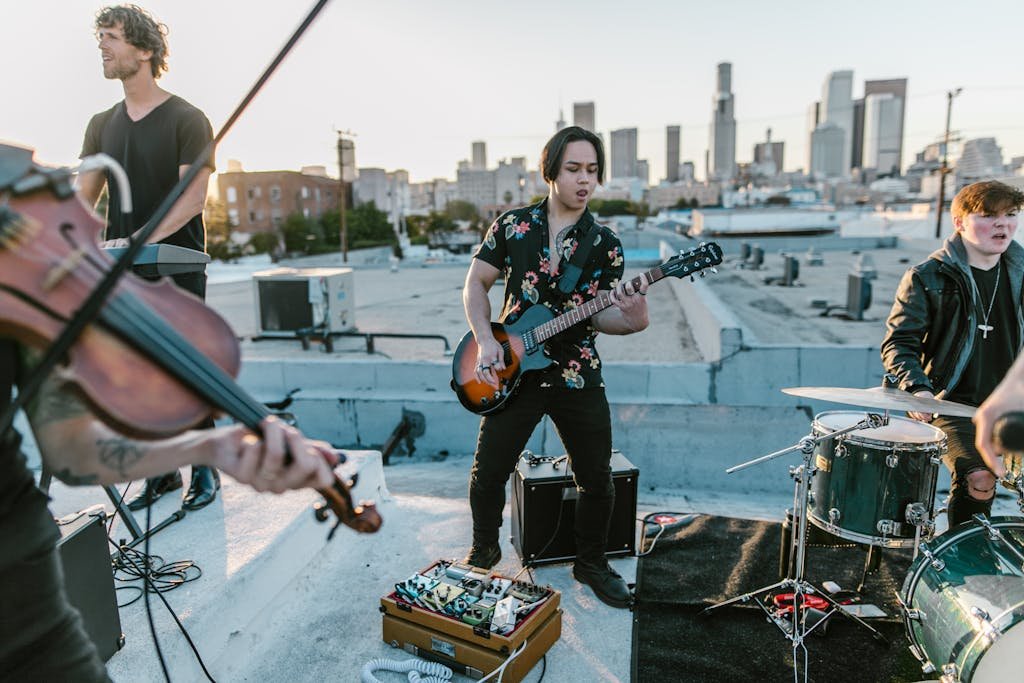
[947, 260, 1018, 406]
[80, 95, 215, 252]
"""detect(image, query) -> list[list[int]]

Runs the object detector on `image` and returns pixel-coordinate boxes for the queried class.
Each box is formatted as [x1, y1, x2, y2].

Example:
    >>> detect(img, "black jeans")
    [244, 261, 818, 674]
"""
[932, 415, 994, 528]
[468, 374, 615, 563]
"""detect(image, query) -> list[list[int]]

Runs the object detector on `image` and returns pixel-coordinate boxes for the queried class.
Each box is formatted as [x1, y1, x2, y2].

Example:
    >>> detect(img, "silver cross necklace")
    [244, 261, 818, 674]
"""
[971, 260, 1001, 340]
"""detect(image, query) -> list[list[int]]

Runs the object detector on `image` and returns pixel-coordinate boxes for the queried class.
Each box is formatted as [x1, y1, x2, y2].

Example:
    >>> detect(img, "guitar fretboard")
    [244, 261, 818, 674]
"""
[533, 268, 663, 344]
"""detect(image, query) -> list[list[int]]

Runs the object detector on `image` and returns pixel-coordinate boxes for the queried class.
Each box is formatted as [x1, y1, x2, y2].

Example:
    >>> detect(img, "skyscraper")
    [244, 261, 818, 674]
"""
[811, 123, 845, 179]
[821, 70, 854, 176]
[573, 102, 596, 132]
[610, 128, 638, 179]
[471, 141, 487, 171]
[864, 78, 908, 174]
[709, 62, 736, 181]
[555, 108, 567, 132]
[666, 125, 681, 183]
[863, 93, 903, 176]
[753, 128, 784, 176]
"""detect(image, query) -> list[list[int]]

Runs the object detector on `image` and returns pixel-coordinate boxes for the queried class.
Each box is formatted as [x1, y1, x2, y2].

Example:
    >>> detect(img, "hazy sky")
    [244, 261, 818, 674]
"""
[4, 0, 1023, 184]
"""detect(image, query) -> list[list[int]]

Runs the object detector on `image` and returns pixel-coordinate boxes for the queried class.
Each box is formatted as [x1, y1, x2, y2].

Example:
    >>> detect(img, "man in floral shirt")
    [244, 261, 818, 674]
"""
[461, 126, 649, 608]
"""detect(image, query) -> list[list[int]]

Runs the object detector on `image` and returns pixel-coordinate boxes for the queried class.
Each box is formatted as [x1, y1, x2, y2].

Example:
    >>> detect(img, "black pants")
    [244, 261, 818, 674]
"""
[468, 374, 615, 563]
[933, 415, 995, 528]
[0, 490, 109, 681]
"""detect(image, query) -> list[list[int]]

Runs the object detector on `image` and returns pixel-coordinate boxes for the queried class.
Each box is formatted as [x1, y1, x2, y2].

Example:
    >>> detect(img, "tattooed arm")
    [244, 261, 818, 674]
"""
[22, 354, 336, 491]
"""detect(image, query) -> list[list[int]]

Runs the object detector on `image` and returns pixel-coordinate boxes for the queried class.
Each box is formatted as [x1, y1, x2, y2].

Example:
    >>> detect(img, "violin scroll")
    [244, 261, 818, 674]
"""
[315, 472, 383, 540]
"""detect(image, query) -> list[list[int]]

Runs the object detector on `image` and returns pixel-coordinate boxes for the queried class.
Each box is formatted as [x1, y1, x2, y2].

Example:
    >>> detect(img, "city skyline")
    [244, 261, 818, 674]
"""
[4, 0, 1023, 185]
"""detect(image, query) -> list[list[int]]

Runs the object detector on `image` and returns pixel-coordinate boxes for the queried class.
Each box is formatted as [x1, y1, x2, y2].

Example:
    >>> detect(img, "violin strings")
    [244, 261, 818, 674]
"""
[13, 232, 270, 430]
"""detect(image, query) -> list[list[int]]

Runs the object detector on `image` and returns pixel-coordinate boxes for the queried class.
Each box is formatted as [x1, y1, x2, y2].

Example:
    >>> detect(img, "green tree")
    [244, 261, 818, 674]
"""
[445, 200, 480, 223]
[347, 201, 394, 249]
[281, 212, 325, 254]
[589, 198, 633, 216]
[249, 231, 280, 256]
[203, 198, 236, 261]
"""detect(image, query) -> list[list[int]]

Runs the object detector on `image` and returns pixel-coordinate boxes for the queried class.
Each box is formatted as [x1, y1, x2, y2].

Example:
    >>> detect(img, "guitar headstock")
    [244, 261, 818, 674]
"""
[661, 242, 723, 280]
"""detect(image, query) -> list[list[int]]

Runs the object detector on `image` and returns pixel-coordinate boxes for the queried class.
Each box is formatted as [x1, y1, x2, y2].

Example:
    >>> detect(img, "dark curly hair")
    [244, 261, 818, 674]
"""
[95, 5, 169, 79]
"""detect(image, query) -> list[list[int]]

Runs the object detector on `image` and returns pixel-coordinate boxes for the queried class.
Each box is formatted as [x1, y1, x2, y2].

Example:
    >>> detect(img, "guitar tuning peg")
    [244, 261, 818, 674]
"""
[690, 275, 695, 282]
[711, 267, 718, 274]
[699, 271, 706, 277]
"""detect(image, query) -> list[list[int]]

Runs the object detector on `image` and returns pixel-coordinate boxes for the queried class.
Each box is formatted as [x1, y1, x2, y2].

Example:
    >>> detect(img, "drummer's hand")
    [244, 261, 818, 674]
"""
[908, 390, 936, 422]
[975, 394, 1014, 479]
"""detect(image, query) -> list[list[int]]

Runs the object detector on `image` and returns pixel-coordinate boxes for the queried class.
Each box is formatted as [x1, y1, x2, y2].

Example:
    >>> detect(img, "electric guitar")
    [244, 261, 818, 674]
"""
[450, 242, 723, 415]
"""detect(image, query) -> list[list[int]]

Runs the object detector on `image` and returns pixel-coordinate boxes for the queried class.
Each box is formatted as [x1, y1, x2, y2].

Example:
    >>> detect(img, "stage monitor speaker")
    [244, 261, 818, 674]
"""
[57, 511, 124, 661]
[252, 267, 355, 337]
[511, 450, 638, 566]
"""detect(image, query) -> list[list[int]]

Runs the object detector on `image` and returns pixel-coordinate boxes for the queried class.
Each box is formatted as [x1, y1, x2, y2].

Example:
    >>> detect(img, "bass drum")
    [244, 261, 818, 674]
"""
[901, 517, 1024, 682]
[808, 411, 944, 547]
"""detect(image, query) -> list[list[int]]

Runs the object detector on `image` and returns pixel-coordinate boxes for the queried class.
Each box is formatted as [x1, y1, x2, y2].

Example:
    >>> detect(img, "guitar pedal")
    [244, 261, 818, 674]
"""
[483, 577, 512, 600]
[509, 580, 547, 603]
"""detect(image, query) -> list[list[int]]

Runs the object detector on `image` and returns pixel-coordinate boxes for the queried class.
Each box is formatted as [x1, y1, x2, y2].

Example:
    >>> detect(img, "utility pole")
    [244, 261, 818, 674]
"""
[336, 129, 356, 262]
[934, 87, 962, 238]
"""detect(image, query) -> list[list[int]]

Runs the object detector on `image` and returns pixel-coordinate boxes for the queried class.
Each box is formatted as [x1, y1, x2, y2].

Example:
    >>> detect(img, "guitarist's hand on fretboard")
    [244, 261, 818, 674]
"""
[475, 334, 506, 388]
[598, 275, 650, 335]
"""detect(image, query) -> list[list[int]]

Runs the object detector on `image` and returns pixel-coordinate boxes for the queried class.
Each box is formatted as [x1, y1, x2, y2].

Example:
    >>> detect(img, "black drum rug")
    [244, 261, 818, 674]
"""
[631, 514, 925, 682]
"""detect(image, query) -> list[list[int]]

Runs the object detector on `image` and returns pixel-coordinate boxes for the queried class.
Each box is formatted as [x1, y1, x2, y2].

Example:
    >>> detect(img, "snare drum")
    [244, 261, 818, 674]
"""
[807, 411, 945, 548]
[900, 517, 1024, 682]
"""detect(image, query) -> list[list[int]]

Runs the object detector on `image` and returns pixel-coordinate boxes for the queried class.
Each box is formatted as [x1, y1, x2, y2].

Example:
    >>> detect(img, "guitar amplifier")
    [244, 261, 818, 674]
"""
[510, 450, 638, 565]
[57, 510, 125, 661]
[252, 267, 355, 337]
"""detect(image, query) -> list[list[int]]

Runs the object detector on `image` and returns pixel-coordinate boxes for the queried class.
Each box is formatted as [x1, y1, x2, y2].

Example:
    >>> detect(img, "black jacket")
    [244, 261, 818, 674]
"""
[880, 233, 1024, 397]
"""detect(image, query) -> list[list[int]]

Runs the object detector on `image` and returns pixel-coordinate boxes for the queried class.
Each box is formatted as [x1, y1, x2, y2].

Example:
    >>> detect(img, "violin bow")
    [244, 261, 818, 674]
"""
[1, 0, 332, 435]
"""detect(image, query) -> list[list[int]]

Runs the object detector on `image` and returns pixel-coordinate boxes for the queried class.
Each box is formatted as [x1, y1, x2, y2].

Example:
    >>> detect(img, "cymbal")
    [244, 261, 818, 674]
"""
[782, 386, 976, 418]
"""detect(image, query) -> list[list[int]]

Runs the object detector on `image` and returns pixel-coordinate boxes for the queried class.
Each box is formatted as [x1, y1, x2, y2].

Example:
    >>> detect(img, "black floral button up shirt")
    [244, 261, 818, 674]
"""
[473, 199, 625, 390]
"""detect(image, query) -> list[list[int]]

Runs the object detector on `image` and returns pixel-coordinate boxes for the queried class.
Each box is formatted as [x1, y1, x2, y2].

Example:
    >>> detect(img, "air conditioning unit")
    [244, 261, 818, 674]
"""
[252, 267, 355, 337]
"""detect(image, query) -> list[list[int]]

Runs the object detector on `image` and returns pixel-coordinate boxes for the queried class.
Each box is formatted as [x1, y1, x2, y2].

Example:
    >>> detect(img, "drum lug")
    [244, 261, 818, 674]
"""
[905, 607, 924, 621]
[886, 453, 899, 468]
[835, 443, 847, 458]
[828, 507, 840, 525]
[920, 546, 946, 572]
[940, 663, 960, 683]
[905, 502, 930, 527]
[877, 519, 900, 536]
[930, 455, 941, 466]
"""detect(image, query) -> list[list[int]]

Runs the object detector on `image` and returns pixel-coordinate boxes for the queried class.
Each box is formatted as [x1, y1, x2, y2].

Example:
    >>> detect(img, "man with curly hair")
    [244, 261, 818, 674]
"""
[461, 126, 649, 608]
[78, 5, 221, 511]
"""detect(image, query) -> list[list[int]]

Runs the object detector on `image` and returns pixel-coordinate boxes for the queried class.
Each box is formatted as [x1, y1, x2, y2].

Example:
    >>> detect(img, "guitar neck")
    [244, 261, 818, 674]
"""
[533, 266, 665, 344]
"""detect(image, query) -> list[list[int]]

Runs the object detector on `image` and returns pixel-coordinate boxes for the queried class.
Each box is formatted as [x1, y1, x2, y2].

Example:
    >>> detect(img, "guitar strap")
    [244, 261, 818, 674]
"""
[557, 213, 601, 296]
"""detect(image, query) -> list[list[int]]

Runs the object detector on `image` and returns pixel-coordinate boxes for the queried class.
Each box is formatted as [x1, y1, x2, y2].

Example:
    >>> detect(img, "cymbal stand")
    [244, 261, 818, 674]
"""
[701, 414, 888, 683]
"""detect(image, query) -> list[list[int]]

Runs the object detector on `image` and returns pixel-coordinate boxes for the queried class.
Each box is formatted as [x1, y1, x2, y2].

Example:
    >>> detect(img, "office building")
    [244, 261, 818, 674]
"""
[471, 141, 487, 171]
[610, 128, 639, 179]
[821, 70, 854, 176]
[666, 125, 681, 183]
[863, 92, 903, 176]
[863, 78, 908, 174]
[709, 62, 736, 181]
[573, 101, 596, 132]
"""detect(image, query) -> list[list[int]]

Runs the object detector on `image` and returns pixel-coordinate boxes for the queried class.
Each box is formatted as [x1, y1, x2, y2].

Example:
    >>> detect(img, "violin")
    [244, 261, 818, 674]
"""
[0, 150, 380, 537]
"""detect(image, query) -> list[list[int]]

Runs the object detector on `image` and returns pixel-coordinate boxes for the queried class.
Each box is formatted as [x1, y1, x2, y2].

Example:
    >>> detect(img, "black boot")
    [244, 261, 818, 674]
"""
[127, 471, 183, 511]
[573, 557, 632, 608]
[462, 542, 501, 570]
[182, 466, 220, 511]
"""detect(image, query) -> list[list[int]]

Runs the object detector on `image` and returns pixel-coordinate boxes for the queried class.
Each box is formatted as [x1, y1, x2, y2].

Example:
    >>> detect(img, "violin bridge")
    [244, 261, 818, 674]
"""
[42, 247, 87, 291]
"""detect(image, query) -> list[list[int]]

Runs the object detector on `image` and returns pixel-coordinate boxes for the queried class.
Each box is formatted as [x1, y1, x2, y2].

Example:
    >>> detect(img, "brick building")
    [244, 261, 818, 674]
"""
[216, 165, 340, 234]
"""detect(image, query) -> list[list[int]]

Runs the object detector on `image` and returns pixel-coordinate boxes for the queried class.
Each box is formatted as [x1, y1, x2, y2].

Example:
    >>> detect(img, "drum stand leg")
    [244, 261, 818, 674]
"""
[856, 545, 882, 593]
[703, 423, 889, 681]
